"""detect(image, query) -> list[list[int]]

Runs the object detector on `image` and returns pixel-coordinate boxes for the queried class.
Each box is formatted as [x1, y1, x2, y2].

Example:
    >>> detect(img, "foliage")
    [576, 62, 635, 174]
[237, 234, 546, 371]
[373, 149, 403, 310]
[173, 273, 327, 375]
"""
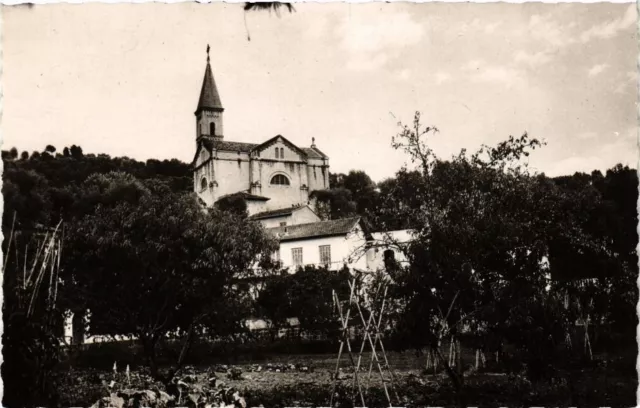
[2, 144, 191, 233]
[60, 172, 279, 383]
[372, 112, 618, 405]
[215, 193, 249, 218]
[257, 265, 351, 334]
[2, 221, 65, 408]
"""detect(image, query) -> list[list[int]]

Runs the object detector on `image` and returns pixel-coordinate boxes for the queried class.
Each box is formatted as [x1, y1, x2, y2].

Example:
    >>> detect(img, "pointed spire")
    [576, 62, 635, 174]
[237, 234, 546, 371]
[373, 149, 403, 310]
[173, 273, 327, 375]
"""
[196, 44, 223, 112]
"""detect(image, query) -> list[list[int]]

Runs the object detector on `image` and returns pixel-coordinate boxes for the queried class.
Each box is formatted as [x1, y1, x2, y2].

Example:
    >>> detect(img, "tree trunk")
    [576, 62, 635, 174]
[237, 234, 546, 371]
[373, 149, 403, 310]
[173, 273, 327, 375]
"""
[434, 344, 465, 408]
[141, 335, 161, 381]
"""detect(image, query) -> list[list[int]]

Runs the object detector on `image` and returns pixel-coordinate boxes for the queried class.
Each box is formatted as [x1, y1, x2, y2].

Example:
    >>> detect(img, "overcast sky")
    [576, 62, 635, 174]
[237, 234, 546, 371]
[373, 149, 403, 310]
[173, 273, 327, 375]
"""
[3, 2, 637, 182]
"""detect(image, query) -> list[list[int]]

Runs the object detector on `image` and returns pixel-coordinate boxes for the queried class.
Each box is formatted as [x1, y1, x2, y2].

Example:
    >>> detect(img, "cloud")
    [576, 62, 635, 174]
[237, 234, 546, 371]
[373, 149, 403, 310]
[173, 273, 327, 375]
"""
[461, 59, 524, 88]
[338, 10, 425, 71]
[472, 66, 524, 88]
[458, 18, 502, 36]
[434, 71, 451, 84]
[339, 11, 425, 53]
[514, 50, 553, 68]
[346, 53, 389, 72]
[528, 14, 576, 48]
[588, 63, 609, 77]
[580, 4, 636, 43]
[394, 68, 411, 81]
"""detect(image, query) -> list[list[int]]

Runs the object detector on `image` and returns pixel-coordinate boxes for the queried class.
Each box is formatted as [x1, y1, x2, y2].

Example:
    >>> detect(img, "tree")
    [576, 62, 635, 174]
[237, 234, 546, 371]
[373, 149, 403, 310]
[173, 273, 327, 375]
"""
[45, 145, 56, 154]
[257, 265, 350, 336]
[311, 188, 357, 220]
[378, 112, 608, 405]
[215, 193, 249, 217]
[61, 172, 279, 383]
[9, 147, 18, 160]
[20, 151, 29, 160]
[69, 144, 83, 159]
[62, 147, 70, 157]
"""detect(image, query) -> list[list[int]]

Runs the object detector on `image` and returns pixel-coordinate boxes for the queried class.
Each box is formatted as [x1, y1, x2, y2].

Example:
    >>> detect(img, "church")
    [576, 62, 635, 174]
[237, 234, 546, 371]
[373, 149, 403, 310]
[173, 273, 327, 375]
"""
[190, 48, 410, 274]
[192, 49, 330, 219]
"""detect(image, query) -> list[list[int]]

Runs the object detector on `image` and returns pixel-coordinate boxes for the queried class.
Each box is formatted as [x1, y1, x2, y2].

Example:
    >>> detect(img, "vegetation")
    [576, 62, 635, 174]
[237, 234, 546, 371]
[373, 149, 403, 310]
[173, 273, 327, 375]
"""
[2, 119, 636, 407]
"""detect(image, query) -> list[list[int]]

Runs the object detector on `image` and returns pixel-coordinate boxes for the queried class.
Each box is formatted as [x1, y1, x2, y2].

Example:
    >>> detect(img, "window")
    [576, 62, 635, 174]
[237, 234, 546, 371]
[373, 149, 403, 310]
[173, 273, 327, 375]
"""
[289, 163, 295, 172]
[280, 222, 287, 227]
[383, 249, 396, 271]
[275, 148, 279, 159]
[292, 248, 303, 266]
[270, 174, 290, 186]
[200, 177, 208, 191]
[280, 148, 284, 158]
[210, 122, 216, 136]
[319, 245, 331, 266]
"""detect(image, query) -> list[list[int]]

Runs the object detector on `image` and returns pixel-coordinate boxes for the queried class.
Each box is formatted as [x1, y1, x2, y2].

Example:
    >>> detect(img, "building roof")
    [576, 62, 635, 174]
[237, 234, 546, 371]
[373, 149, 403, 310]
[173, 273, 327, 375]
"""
[201, 138, 257, 153]
[249, 207, 294, 220]
[249, 204, 315, 220]
[266, 217, 363, 242]
[200, 136, 328, 160]
[218, 191, 270, 202]
[196, 61, 224, 113]
[302, 147, 328, 159]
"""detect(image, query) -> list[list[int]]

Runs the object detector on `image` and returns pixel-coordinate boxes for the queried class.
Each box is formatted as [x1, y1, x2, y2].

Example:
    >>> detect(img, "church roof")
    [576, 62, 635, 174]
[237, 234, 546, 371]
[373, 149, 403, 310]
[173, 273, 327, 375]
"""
[249, 204, 314, 221]
[196, 60, 223, 113]
[249, 207, 294, 220]
[201, 138, 257, 152]
[217, 191, 270, 202]
[302, 147, 328, 159]
[201, 137, 329, 161]
[266, 217, 364, 242]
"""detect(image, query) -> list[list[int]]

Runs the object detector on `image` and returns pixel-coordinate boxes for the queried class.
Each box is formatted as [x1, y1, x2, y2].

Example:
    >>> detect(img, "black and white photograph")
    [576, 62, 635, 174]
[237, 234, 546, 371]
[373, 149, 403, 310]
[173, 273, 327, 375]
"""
[1, 2, 638, 407]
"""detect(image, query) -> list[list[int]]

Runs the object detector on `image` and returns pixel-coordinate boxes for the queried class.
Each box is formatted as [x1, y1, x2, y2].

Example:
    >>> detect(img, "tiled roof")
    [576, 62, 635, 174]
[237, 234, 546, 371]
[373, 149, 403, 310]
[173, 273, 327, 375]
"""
[249, 207, 294, 220]
[218, 191, 270, 202]
[266, 217, 361, 242]
[196, 62, 223, 111]
[202, 139, 257, 152]
[201, 138, 328, 160]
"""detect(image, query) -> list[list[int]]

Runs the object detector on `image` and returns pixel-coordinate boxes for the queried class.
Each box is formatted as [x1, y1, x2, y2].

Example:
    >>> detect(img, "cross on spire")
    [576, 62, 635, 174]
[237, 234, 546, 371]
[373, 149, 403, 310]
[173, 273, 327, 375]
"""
[206, 44, 210, 63]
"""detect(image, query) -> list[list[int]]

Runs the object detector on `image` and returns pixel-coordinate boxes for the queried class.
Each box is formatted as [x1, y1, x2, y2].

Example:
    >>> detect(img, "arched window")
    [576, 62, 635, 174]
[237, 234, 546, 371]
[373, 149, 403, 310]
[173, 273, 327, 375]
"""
[275, 148, 279, 159]
[210, 122, 216, 136]
[201, 177, 208, 191]
[270, 174, 290, 186]
[280, 148, 284, 158]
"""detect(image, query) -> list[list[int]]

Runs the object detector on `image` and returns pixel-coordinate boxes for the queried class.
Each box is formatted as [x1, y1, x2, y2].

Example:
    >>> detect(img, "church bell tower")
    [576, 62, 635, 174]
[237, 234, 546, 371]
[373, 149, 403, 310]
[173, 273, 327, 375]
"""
[195, 45, 224, 142]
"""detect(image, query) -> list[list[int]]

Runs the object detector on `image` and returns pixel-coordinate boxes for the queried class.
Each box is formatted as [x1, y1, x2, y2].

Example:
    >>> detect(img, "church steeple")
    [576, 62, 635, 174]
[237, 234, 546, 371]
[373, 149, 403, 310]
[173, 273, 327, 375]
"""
[195, 45, 224, 141]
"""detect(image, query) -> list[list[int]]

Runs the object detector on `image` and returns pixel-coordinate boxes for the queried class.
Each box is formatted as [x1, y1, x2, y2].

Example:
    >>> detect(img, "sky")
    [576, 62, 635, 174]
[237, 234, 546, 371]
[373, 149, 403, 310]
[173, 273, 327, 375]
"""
[2, 2, 637, 182]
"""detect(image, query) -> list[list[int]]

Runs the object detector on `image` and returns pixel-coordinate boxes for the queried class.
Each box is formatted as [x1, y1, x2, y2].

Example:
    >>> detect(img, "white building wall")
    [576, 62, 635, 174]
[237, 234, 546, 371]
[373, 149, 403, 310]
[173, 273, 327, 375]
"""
[277, 226, 369, 272]
[366, 230, 413, 271]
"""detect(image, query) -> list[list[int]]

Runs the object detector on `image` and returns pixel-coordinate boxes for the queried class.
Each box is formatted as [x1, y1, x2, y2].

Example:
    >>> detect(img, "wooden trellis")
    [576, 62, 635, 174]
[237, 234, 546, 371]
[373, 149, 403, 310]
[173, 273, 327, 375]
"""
[330, 272, 400, 408]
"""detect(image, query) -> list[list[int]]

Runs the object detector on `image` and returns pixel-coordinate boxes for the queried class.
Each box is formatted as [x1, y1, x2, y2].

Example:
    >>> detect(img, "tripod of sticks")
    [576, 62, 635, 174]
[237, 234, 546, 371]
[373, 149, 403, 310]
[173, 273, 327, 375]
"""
[330, 272, 401, 408]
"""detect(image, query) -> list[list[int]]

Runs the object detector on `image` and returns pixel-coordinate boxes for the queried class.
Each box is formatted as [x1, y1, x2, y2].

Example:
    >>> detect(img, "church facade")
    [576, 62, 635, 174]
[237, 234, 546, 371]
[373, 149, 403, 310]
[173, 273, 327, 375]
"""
[191, 53, 330, 215]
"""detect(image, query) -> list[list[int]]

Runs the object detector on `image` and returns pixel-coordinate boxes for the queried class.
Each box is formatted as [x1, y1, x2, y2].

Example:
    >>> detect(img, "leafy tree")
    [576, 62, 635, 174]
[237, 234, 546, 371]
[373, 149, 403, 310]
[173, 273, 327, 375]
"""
[9, 147, 18, 160]
[215, 193, 249, 217]
[62, 147, 70, 157]
[44, 145, 56, 154]
[311, 188, 357, 220]
[69, 144, 83, 159]
[257, 265, 350, 335]
[377, 112, 610, 405]
[20, 151, 29, 160]
[61, 172, 278, 383]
